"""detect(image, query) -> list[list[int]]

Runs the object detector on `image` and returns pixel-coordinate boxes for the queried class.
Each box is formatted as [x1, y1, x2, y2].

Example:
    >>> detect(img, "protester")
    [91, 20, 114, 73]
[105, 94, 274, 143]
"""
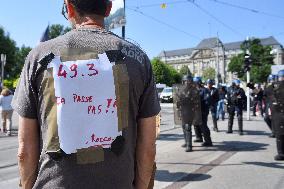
[217, 85, 226, 121]
[252, 83, 264, 117]
[12, 0, 160, 188]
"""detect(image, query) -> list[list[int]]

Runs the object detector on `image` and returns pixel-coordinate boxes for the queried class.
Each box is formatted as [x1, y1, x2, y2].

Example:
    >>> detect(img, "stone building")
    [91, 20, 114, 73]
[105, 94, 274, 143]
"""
[158, 36, 283, 83]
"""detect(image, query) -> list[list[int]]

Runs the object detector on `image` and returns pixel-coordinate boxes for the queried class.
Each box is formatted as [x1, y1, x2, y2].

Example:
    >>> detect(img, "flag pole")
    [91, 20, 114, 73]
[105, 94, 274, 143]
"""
[122, 0, 126, 39]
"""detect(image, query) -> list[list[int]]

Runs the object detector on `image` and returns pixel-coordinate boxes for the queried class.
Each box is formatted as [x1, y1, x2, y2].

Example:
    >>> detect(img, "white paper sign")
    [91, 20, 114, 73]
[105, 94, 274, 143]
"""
[48, 53, 121, 154]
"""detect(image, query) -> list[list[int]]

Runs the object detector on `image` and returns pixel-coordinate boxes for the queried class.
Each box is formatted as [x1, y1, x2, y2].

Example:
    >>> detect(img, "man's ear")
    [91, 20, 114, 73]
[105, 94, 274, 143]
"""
[66, 0, 76, 19]
[105, 1, 112, 17]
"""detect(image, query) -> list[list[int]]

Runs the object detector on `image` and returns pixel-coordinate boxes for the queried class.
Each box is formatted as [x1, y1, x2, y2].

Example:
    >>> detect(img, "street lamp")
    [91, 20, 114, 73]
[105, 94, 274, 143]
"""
[0, 54, 6, 88]
[243, 38, 251, 121]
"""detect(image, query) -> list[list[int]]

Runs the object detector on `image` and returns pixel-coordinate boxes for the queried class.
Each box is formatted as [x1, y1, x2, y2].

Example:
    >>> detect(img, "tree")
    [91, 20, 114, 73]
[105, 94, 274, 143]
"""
[179, 65, 192, 76]
[0, 27, 33, 83]
[0, 27, 18, 79]
[49, 24, 71, 39]
[152, 58, 171, 86]
[151, 58, 181, 86]
[14, 46, 32, 78]
[228, 38, 274, 83]
[169, 65, 182, 85]
[228, 54, 245, 78]
[202, 67, 216, 81]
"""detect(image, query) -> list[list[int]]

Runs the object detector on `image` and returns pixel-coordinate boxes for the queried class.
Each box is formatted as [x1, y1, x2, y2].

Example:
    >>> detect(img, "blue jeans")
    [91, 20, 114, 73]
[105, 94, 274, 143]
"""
[217, 99, 225, 120]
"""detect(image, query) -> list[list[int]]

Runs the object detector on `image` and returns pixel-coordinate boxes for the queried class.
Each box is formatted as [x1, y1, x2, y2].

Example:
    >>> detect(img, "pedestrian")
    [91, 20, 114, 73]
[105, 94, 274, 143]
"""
[0, 88, 14, 136]
[271, 70, 284, 161]
[207, 79, 219, 132]
[217, 85, 226, 121]
[226, 79, 246, 135]
[193, 77, 213, 146]
[263, 74, 277, 138]
[12, 0, 161, 188]
[252, 83, 264, 117]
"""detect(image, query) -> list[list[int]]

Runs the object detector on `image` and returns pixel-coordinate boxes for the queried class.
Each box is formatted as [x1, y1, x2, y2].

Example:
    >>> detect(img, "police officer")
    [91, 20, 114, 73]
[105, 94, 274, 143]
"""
[272, 70, 284, 161]
[177, 75, 194, 152]
[193, 77, 213, 146]
[207, 79, 219, 132]
[226, 79, 246, 135]
[263, 74, 277, 138]
[252, 83, 264, 117]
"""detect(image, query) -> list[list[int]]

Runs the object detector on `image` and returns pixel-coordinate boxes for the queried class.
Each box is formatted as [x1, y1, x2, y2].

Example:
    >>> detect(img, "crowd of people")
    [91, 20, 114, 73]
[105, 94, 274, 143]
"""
[176, 70, 284, 161]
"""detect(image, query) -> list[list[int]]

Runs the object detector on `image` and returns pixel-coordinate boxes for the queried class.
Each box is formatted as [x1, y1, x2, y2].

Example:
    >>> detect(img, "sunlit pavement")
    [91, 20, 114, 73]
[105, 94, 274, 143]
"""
[0, 105, 284, 189]
[155, 103, 284, 189]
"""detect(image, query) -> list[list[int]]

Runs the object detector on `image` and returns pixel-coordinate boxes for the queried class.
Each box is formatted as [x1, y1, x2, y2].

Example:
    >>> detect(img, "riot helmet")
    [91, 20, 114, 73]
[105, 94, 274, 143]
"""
[278, 70, 284, 82]
[193, 76, 202, 84]
[182, 74, 193, 85]
[207, 79, 215, 88]
[268, 74, 277, 83]
[233, 79, 241, 87]
[182, 74, 193, 81]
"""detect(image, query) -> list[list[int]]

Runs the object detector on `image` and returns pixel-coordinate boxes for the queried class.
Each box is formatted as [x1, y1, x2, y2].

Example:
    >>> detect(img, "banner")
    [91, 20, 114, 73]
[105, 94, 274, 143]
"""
[105, 0, 126, 30]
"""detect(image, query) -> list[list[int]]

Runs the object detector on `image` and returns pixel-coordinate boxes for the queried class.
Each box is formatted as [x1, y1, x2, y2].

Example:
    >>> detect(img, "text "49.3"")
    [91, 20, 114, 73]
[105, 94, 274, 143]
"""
[57, 63, 99, 78]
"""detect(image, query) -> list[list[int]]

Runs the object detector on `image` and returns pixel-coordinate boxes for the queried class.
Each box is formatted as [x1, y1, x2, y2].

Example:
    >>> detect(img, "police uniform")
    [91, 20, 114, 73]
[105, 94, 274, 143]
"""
[263, 75, 277, 137]
[207, 79, 219, 132]
[193, 77, 213, 146]
[272, 70, 284, 161]
[176, 75, 202, 152]
[226, 80, 246, 135]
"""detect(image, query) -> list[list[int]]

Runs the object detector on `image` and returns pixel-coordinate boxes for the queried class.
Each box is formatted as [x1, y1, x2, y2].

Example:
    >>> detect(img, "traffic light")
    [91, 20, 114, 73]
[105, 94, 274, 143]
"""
[244, 53, 252, 72]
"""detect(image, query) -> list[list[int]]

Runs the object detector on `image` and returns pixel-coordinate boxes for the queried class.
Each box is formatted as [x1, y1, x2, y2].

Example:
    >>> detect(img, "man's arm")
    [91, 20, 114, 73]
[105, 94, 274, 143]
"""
[135, 116, 157, 189]
[18, 116, 40, 189]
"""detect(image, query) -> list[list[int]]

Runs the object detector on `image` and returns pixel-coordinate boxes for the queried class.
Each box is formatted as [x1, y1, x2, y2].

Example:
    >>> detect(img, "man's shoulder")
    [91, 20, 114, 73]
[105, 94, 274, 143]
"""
[119, 39, 148, 64]
[27, 33, 69, 65]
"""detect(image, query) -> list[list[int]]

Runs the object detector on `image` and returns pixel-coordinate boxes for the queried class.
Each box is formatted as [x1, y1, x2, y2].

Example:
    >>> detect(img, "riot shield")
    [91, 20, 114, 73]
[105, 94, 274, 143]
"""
[272, 82, 284, 135]
[173, 84, 182, 125]
[173, 83, 202, 126]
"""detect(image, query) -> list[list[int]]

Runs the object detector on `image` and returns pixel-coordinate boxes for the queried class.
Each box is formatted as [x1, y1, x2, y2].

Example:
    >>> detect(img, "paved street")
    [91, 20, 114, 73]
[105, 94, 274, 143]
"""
[0, 104, 284, 189]
[155, 103, 284, 189]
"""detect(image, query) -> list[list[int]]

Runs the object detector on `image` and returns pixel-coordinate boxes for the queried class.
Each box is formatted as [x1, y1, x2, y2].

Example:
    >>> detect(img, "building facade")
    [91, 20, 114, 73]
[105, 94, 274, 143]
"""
[158, 36, 284, 83]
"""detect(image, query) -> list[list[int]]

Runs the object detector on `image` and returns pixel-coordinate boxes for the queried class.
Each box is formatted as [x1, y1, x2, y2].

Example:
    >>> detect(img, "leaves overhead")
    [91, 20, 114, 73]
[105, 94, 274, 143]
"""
[228, 38, 274, 83]
[151, 58, 181, 86]
[0, 27, 20, 79]
[49, 24, 71, 39]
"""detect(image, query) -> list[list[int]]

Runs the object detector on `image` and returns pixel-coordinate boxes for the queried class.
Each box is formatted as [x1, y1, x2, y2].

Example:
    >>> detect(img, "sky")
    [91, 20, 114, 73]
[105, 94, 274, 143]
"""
[1, 0, 284, 58]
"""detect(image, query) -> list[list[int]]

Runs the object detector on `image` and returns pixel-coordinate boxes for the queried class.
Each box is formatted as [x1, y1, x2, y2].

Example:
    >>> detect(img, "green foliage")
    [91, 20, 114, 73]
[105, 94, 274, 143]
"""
[49, 24, 71, 39]
[14, 46, 32, 78]
[13, 78, 19, 88]
[3, 79, 13, 89]
[0, 24, 71, 82]
[3, 77, 19, 89]
[202, 67, 216, 81]
[179, 65, 192, 76]
[0, 27, 33, 80]
[151, 58, 181, 86]
[228, 38, 274, 83]
[228, 54, 245, 79]
[0, 27, 17, 79]
[168, 65, 182, 85]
